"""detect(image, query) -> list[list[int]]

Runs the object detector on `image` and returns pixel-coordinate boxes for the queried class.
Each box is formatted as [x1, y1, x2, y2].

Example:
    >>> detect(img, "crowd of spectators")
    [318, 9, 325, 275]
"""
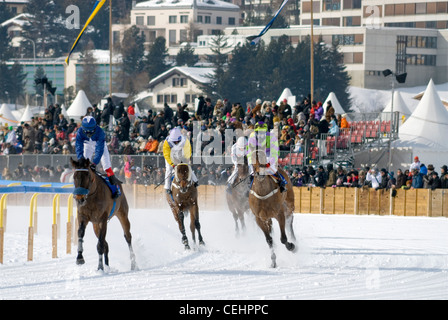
[289, 157, 448, 194]
[2, 96, 447, 191]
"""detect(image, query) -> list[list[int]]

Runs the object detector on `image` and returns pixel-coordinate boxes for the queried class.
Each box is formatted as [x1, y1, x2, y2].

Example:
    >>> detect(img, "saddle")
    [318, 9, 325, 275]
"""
[97, 172, 121, 198]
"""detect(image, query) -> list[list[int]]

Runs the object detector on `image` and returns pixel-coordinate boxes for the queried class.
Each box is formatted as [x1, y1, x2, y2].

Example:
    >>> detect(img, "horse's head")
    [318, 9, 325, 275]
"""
[70, 157, 95, 206]
[251, 149, 269, 179]
[174, 163, 192, 193]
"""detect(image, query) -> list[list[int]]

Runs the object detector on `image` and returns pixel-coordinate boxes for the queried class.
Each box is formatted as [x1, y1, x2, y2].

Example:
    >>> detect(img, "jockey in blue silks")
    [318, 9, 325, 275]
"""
[76, 116, 121, 198]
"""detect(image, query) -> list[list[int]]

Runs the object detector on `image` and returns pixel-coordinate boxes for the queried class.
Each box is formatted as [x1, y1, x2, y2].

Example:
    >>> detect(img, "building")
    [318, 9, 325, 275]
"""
[6, 50, 121, 104]
[300, 0, 448, 29]
[146, 66, 213, 109]
[112, 0, 240, 51]
[223, 25, 448, 89]
[2, 0, 28, 15]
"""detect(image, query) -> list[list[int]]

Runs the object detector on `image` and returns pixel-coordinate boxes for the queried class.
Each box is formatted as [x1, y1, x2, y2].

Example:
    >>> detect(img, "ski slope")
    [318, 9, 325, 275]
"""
[0, 206, 447, 300]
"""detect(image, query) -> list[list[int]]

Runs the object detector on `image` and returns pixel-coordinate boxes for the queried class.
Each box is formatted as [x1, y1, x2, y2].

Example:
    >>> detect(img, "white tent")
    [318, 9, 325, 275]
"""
[323, 92, 347, 118]
[396, 79, 448, 150]
[61, 104, 69, 118]
[19, 105, 34, 123]
[382, 91, 412, 123]
[67, 90, 92, 118]
[0, 103, 18, 126]
[277, 88, 295, 106]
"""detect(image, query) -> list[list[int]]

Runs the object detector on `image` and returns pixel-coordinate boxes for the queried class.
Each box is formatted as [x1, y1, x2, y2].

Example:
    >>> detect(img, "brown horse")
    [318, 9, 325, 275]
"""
[71, 157, 137, 271]
[226, 156, 251, 235]
[248, 150, 296, 268]
[166, 163, 204, 250]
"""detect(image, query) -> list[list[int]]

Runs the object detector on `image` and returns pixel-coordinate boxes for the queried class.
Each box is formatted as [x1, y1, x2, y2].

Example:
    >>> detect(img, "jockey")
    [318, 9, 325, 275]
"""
[163, 127, 198, 194]
[247, 121, 287, 192]
[226, 136, 250, 193]
[75, 116, 121, 198]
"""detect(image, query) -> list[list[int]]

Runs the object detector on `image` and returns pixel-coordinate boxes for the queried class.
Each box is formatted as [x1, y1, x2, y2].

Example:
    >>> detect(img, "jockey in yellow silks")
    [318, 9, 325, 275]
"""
[247, 121, 287, 192]
[163, 127, 198, 194]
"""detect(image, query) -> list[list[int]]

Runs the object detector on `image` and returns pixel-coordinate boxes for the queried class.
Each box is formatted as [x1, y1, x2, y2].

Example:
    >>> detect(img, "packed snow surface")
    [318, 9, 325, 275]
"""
[0, 206, 447, 300]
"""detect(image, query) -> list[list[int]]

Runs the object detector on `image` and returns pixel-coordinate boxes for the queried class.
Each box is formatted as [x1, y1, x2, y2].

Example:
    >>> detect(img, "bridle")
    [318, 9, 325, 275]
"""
[73, 168, 96, 201]
[172, 164, 192, 193]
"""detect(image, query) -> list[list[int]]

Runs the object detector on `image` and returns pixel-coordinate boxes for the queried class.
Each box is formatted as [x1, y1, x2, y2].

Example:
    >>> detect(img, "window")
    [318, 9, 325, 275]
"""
[343, 0, 361, 9]
[205, 16, 211, 24]
[147, 16, 155, 25]
[169, 16, 177, 23]
[171, 94, 177, 104]
[180, 78, 188, 87]
[228, 17, 235, 25]
[180, 15, 188, 23]
[216, 16, 222, 24]
[180, 30, 187, 42]
[172, 78, 179, 87]
[406, 54, 436, 66]
[415, 3, 426, 14]
[197, 15, 203, 23]
[136, 16, 144, 25]
[169, 30, 176, 44]
[157, 95, 163, 103]
[323, 0, 341, 11]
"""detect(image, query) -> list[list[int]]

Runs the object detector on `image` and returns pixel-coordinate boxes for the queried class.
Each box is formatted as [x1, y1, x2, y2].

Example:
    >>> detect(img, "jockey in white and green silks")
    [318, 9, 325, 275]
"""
[247, 121, 287, 192]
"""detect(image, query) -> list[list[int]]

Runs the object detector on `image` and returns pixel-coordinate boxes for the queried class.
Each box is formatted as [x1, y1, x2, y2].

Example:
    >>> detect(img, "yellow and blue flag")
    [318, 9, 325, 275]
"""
[65, 0, 106, 65]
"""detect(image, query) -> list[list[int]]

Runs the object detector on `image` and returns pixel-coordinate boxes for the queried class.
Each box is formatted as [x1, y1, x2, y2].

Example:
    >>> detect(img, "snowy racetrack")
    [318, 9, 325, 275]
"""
[0, 206, 447, 300]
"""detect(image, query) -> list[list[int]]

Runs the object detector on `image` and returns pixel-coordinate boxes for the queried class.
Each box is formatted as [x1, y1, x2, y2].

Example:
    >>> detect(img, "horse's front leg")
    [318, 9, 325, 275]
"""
[277, 209, 295, 252]
[255, 217, 276, 268]
[76, 220, 87, 265]
[176, 210, 190, 250]
[190, 204, 205, 246]
[93, 222, 109, 271]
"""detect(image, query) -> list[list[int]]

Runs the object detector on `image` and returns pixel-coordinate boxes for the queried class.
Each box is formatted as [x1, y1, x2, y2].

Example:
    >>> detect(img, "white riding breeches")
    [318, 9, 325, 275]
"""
[83, 140, 112, 171]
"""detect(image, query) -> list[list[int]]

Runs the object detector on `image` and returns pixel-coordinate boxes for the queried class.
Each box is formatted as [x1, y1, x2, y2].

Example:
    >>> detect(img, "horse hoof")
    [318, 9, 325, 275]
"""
[271, 261, 277, 268]
[185, 244, 191, 250]
[286, 242, 295, 252]
[76, 258, 85, 265]
[199, 240, 205, 246]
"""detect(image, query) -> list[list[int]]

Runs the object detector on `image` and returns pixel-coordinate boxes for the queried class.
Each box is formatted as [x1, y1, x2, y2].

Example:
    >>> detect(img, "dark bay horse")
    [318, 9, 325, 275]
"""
[166, 163, 204, 250]
[226, 156, 251, 235]
[248, 150, 296, 268]
[71, 158, 137, 271]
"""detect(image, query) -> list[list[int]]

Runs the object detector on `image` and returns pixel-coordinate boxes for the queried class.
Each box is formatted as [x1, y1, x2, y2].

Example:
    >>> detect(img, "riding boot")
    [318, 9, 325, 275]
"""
[108, 174, 122, 185]
[112, 186, 121, 199]
[273, 172, 287, 193]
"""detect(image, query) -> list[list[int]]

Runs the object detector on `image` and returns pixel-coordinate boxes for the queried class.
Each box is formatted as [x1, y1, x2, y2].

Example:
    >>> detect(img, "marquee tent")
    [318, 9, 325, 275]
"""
[67, 90, 92, 118]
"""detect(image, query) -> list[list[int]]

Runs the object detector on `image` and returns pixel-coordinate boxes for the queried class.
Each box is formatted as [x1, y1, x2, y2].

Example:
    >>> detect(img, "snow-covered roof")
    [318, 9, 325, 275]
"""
[135, 0, 239, 10]
[149, 67, 214, 88]
[1, 13, 32, 27]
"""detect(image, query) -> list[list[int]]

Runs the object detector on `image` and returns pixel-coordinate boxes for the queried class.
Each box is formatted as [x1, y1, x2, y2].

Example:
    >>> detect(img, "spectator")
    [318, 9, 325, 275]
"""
[395, 169, 407, 189]
[366, 168, 382, 189]
[411, 169, 424, 189]
[441, 165, 448, 188]
[340, 114, 350, 129]
[428, 171, 441, 190]
[328, 115, 339, 136]
[325, 163, 336, 187]
[410, 156, 421, 172]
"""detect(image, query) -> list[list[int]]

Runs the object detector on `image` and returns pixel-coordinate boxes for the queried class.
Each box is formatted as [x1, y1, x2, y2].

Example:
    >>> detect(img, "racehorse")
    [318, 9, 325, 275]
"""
[226, 156, 251, 235]
[70, 157, 137, 271]
[248, 150, 296, 268]
[166, 163, 205, 250]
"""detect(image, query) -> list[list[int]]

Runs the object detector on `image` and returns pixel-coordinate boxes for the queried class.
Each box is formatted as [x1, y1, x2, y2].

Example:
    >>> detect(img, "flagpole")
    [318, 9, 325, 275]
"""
[310, 0, 314, 103]
[109, 0, 112, 97]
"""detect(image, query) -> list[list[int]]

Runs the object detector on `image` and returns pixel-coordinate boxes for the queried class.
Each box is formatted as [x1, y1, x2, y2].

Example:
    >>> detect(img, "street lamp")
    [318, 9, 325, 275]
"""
[382, 69, 407, 173]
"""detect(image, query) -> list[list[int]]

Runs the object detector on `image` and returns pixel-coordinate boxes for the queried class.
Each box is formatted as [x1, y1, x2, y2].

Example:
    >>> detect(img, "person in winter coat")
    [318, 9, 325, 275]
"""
[325, 101, 335, 123]
[340, 114, 350, 129]
[328, 115, 340, 136]
[366, 168, 382, 189]
[410, 169, 424, 189]
[113, 102, 125, 120]
[325, 163, 336, 187]
[428, 171, 441, 190]
[441, 165, 448, 189]
[314, 102, 324, 121]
